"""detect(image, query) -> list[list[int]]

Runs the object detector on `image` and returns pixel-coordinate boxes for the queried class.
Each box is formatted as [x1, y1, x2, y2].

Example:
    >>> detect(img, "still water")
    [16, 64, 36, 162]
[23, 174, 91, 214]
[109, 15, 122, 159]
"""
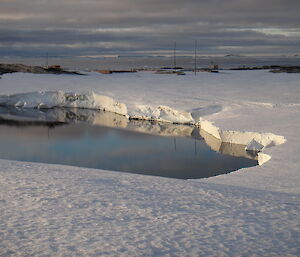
[0, 108, 258, 179]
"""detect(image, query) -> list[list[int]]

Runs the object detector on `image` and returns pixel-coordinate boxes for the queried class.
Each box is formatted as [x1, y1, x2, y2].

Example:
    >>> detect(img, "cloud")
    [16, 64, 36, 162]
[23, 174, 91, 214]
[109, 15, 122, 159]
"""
[0, 0, 299, 56]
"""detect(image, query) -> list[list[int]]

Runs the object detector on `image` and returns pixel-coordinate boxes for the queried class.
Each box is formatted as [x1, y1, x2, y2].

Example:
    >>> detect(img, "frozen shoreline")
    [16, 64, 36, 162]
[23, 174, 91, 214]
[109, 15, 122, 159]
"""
[0, 70, 299, 256]
[0, 88, 286, 165]
[0, 70, 299, 193]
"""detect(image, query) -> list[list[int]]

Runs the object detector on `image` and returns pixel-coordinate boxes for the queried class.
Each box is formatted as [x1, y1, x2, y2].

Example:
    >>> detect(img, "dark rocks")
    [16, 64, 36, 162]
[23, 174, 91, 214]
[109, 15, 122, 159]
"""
[269, 66, 300, 73]
[229, 65, 300, 73]
[155, 70, 186, 75]
[0, 63, 83, 75]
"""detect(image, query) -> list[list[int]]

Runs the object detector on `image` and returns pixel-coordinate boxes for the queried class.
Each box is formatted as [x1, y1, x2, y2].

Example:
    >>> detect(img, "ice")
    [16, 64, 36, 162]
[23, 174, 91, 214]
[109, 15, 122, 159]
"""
[0, 70, 300, 256]
[197, 118, 285, 164]
[1, 71, 299, 192]
[0, 91, 195, 124]
[130, 104, 194, 124]
[0, 89, 286, 166]
[0, 91, 128, 116]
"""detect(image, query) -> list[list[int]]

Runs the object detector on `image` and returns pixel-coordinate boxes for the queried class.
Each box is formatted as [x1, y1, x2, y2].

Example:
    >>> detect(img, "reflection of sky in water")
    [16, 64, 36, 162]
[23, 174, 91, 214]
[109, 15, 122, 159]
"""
[0, 123, 258, 179]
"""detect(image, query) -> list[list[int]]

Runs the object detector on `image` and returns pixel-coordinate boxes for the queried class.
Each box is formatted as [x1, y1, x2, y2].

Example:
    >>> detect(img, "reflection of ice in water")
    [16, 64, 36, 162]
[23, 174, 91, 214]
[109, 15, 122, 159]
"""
[0, 106, 258, 161]
[0, 121, 258, 179]
[0, 106, 129, 127]
[198, 128, 258, 160]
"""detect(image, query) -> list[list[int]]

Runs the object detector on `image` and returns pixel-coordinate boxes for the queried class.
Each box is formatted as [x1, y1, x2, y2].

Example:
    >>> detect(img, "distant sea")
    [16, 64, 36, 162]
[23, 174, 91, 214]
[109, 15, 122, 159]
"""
[1, 56, 299, 71]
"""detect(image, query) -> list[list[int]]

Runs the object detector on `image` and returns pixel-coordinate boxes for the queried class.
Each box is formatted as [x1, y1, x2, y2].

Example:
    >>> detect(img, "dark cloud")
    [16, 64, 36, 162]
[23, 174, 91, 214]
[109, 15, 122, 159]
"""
[0, 0, 299, 56]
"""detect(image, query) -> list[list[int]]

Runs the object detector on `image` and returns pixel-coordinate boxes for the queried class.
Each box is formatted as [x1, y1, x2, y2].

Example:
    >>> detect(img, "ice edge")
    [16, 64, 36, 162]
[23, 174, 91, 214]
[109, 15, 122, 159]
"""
[0, 90, 286, 165]
[197, 119, 286, 165]
[0, 91, 128, 116]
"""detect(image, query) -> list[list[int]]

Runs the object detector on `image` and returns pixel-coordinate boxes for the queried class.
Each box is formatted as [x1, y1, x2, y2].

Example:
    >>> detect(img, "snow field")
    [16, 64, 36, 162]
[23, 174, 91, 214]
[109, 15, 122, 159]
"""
[0, 160, 299, 257]
[0, 70, 300, 256]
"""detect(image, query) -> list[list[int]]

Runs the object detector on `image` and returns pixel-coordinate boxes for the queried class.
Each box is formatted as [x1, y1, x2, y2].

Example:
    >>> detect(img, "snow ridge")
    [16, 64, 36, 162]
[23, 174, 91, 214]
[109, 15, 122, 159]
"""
[130, 104, 194, 124]
[0, 91, 127, 116]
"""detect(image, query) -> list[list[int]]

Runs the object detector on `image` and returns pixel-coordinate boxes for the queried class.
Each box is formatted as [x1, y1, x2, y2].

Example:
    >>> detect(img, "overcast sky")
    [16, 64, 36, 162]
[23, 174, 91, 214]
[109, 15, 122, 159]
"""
[1, 0, 299, 57]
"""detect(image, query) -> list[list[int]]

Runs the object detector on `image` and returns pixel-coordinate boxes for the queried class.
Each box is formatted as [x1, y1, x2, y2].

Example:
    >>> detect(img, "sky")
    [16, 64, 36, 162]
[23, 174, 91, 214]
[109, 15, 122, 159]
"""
[0, 0, 300, 57]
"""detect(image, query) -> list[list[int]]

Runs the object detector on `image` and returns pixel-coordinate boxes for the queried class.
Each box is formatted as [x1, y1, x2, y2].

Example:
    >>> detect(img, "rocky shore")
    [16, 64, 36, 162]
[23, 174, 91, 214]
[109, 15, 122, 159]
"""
[0, 63, 82, 76]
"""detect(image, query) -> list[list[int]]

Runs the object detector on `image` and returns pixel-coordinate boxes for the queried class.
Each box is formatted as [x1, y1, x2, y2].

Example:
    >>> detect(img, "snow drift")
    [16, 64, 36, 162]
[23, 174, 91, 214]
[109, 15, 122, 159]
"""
[130, 104, 194, 124]
[0, 91, 195, 124]
[0, 91, 127, 116]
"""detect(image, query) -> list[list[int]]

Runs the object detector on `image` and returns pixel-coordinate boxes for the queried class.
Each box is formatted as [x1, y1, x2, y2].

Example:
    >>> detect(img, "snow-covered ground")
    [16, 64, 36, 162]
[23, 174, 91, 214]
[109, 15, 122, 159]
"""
[0, 70, 300, 256]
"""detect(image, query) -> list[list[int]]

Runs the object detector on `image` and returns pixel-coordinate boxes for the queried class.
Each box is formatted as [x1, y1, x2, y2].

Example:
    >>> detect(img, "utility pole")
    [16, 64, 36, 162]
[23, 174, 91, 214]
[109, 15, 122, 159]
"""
[173, 41, 177, 69]
[194, 40, 197, 75]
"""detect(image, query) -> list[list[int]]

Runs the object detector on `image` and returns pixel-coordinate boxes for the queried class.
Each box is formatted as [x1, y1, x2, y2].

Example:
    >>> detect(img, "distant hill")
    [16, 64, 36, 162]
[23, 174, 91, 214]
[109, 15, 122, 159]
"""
[224, 54, 243, 58]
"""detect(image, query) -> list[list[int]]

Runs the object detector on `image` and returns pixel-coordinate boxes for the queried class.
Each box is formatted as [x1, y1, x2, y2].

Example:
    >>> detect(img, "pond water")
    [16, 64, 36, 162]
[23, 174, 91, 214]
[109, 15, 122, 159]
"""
[0, 107, 258, 179]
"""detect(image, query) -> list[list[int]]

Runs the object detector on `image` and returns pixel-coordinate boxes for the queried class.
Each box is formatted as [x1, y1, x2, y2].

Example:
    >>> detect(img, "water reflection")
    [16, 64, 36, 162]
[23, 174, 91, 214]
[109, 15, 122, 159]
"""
[0, 106, 258, 160]
[198, 128, 258, 160]
[0, 107, 258, 179]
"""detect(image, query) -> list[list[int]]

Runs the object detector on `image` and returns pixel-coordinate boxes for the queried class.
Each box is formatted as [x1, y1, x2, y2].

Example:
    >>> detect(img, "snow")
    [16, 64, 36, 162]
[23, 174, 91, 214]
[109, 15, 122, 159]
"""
[0, 70, 300, 256]
[1, 160, 299, 257]
[196, 119, 286, 165]
[0, 91, 127, 116]
[130, 104, 194, 123]
[0, 91, 195, 124]
[0, 74, 287, 163]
